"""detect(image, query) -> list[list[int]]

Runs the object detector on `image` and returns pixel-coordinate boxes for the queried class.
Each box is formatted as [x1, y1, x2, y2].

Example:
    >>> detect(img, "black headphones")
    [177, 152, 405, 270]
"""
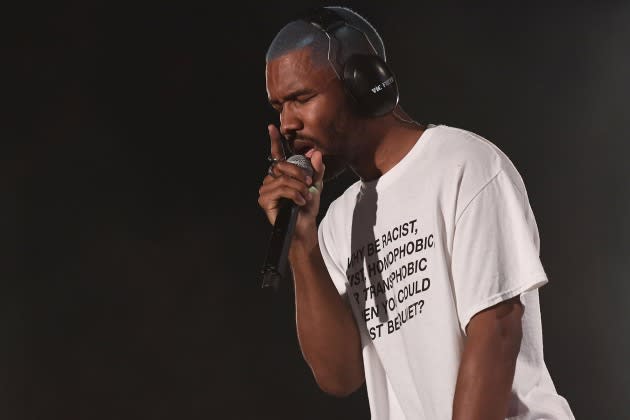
[300, 7, 399, 118]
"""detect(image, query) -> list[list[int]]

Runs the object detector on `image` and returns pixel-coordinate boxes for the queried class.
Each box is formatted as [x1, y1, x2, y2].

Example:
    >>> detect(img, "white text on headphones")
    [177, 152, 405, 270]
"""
[371, 77, 394, 94]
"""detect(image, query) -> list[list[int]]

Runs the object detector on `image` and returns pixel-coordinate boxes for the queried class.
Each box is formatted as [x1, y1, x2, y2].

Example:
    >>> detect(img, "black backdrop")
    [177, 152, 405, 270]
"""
[5, 1, 629, 419]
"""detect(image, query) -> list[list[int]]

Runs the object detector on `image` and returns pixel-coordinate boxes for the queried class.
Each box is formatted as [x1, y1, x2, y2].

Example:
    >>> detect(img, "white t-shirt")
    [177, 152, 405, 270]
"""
[317, 124, 574, 419]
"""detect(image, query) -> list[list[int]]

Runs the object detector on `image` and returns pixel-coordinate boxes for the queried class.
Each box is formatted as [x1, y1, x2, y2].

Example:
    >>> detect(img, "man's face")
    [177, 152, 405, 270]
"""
[266, 48, 354, 179]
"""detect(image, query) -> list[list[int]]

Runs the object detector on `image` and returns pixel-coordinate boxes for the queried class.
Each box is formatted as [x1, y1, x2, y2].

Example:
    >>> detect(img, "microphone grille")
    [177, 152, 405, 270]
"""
[287, 154, 314, 178]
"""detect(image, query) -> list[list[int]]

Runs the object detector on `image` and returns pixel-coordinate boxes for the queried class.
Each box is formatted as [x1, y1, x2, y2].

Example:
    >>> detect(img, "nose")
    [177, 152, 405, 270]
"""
[279, 102, 302, 138]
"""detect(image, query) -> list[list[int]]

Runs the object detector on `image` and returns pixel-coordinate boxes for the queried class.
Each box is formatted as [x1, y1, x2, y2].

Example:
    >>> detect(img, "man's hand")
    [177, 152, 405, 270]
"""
[258, 124, 325, 240]
[257, 124, 362, 396]
[452, 296, 524, 420]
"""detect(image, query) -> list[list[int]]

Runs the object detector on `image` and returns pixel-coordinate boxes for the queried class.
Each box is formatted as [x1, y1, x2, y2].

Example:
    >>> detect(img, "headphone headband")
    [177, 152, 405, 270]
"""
[303, 7, 346, 32]
[299, 7, 399, 117]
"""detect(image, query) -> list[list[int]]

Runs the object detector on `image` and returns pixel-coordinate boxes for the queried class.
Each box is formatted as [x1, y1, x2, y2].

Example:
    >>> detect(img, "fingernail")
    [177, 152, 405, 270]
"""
[306, 176, 312, 185]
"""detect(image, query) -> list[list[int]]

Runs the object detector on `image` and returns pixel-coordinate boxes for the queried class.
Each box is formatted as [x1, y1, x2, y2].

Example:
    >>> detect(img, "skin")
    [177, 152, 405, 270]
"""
[452, 296, 524, 420]
[258, 46, 524, 418]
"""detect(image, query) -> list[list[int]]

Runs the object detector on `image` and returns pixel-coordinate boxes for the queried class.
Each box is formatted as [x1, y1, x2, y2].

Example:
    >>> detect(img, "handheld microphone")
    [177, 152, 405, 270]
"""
[260, 154, 314, 291]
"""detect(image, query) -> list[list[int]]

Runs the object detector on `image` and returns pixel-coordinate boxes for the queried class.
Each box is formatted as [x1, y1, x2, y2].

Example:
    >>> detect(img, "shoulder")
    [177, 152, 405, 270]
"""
[426, 124, 511, 171]
[432, 124, 524, 180]
[426, 124, 530, 211]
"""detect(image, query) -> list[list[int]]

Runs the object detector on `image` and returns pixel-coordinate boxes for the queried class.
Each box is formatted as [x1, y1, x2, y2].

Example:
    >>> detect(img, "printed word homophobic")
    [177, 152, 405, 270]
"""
[347, 238, 434, 287]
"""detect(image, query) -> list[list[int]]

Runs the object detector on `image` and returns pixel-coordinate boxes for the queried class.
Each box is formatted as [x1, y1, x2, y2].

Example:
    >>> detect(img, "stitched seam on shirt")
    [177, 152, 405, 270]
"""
[460, 274, 548, 333]
[454, 168, 503, 226]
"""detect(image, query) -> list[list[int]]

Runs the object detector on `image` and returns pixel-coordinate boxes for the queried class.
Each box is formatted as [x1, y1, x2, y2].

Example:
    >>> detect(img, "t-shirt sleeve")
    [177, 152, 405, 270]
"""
[317, 212, 349, 299]
[451, 169, 548, 333]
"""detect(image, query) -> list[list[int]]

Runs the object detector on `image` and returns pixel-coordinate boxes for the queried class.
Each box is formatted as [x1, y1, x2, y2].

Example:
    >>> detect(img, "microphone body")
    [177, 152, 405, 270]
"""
[260, 155, 313, 291]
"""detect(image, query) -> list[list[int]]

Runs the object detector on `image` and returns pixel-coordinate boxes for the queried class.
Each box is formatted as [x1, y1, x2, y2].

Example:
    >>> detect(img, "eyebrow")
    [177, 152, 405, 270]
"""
[268, 88, 314, 107]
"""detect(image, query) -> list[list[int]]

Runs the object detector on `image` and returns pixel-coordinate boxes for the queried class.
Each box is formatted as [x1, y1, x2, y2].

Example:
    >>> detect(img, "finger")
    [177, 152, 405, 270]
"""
[268, 124, 286, 161]
[266, 161, 279, 179]
[259, 183, 308, 207]
[264, 161, 303, 182]
[259, 175, 310, 200]
[262, 172, 275, 184]
[274, 161, 311, 184]
[309, 149, 326, 192]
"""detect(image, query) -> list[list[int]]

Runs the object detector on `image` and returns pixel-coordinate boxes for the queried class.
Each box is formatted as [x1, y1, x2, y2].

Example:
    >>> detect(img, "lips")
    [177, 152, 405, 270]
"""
[292, 139, 316, 156]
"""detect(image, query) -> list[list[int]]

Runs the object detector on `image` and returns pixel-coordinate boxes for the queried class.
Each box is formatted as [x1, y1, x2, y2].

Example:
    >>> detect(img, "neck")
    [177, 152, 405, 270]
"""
[347, 111, 425, 182]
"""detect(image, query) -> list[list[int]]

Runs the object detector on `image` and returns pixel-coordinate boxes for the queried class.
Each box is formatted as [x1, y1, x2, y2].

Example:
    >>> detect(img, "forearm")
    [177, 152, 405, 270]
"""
[452, 300, 523, 420]
[289, 222, 364, 396]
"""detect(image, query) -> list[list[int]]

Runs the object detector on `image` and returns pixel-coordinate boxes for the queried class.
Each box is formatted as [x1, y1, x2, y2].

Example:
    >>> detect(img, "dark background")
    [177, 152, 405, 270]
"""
[5, 1, 629, 419]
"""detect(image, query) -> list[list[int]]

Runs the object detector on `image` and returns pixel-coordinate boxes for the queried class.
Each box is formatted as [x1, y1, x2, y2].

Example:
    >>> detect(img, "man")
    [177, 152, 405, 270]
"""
[257, 6, 574, 420]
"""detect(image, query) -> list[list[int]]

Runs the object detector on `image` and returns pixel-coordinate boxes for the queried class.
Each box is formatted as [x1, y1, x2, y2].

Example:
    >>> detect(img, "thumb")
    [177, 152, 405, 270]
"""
[309, 150, 325, 192]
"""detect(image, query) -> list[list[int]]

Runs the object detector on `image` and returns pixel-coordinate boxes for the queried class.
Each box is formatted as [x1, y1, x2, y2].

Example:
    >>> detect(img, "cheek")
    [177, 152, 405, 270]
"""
[310, 99, 338, 122]
[308, 94, 354, 151]
[303, 103, 337, 136]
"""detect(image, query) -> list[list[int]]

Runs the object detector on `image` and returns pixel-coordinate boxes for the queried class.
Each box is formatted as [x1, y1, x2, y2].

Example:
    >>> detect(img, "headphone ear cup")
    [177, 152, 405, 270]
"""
[342, 54, 399, 117]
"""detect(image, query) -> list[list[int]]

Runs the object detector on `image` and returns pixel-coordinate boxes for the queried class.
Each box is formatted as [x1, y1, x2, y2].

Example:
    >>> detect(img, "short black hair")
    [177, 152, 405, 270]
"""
[266, 6, 387, 74]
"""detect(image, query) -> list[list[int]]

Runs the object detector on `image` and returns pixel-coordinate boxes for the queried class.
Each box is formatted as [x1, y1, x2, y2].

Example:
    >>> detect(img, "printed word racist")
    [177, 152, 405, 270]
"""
[368, 219, 419, 254]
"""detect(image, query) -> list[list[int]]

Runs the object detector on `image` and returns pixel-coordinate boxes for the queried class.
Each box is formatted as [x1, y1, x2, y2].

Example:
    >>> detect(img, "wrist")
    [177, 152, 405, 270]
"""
[289, 221, 318, 259]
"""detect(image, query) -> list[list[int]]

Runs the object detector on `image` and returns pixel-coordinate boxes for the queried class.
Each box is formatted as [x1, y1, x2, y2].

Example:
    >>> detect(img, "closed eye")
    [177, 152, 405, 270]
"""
[269, 89, 315, 110]
[296, 94, 315, 104]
